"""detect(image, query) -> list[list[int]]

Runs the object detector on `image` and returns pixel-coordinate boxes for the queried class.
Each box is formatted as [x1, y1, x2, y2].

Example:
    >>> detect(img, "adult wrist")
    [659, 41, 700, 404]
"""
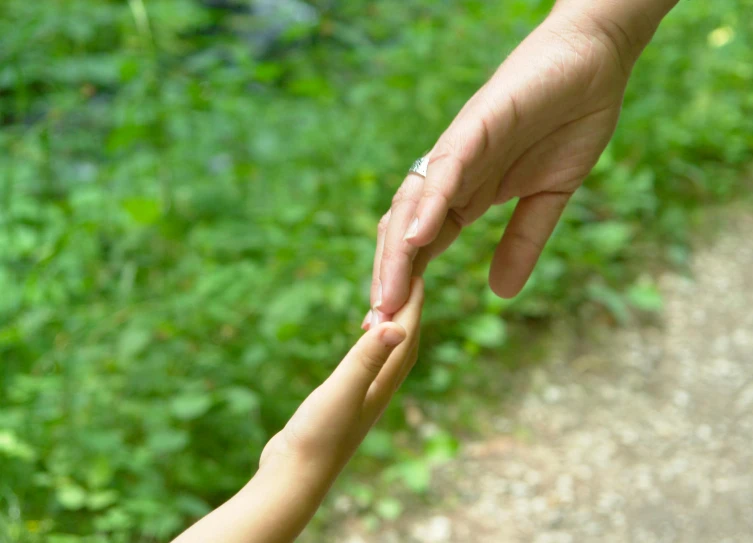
[551, 0, 679, 66]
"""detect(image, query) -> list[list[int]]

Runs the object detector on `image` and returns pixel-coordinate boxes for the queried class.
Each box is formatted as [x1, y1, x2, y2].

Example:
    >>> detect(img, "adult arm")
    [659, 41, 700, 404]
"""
[367, 0, 680, 327]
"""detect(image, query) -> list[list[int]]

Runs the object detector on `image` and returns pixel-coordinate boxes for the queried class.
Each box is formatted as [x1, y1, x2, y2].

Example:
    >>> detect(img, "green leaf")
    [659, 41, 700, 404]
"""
[176, 494, 211, 517]
[223, 387, 259, 415]
[375, 497, 403, 521]
[428, 366, 453, 392]
[433, 342, 467, 365]
[170, 394, 213, 421]
[117, 327, 151, 360]
[147, 430, 189, 454]
[349, 483, 375, 508]
[360, 430, 395, 460]
[93, 507, 133, 532]
[122, 198, 161, 225]
[463, 314, 507, 348]
[385, 460, 432, 494]
[0, 430, 36, 461]
[87, 490, 119, 511]
[261, 283, 322, 340]
[57, 484, 87, 510]
[424, 431, 460, 462]
[587, 283, 630, 324]
[86, 456, 114, 488]
[628, 280, 664, 312]
[582, 221, 634, 255]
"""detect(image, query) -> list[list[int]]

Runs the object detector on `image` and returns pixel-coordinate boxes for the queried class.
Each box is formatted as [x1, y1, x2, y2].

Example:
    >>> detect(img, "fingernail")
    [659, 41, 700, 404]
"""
[404, 217, 419, 240]
[380, 324, 406, 347]
[361, 310, 373, 330]
[375, 280, 383, 309]
[371, 309, 380, 328]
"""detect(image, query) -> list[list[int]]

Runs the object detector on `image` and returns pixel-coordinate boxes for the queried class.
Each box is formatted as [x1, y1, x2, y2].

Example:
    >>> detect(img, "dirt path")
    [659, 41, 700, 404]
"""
[336, 212, 753, 543]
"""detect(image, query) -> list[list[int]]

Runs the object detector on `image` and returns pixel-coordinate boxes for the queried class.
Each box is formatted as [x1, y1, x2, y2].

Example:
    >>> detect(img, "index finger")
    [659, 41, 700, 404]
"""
[366, 277, 425, 410]
[323, 322, 408, 410]
[375, 173, 423, 315]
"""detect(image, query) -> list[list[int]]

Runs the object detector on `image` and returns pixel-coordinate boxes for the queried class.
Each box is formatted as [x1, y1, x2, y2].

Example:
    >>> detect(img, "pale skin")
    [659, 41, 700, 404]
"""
[175, 1, 685, 541]
[366, 0, 681, 328]
[172, 279, 424, 543]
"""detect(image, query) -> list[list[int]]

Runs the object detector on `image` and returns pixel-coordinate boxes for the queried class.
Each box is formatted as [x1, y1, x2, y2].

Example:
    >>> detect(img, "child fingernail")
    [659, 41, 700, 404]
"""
[380, 325, 406, 347]
[361, 310, 373, 330]
[370, 309, 380, 328]
[404, 216, 419, 240]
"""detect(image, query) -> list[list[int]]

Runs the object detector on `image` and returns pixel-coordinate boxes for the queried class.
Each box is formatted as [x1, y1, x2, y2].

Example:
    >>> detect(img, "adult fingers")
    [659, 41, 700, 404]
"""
[367, 214, 461, 333]
[402, 151, 465, 247]
[412, 213, 463, 277]
[488, 103, 618, 297]
[367, 213, 462, 332]
[363, 209, 392, 330]
[404, 88, 522, 249]
[375, 174, 424, 315]
[488, 191, 571, 298]
[410, 176, 497, 278]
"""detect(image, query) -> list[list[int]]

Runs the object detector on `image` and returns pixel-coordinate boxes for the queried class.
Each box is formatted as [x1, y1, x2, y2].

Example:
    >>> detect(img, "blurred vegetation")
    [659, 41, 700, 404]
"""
[1, 0, 752, 540]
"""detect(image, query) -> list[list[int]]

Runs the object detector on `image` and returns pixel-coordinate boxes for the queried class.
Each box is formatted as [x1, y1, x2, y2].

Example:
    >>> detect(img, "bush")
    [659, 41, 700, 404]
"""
[1, 0, 751, 540]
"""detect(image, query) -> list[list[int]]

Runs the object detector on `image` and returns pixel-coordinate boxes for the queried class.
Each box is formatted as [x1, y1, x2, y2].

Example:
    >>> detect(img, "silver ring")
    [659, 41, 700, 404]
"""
[408, 155, 429, 177]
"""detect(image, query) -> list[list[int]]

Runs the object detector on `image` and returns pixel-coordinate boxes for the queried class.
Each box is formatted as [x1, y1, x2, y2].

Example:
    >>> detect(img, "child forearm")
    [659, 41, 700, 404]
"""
[171, 281, 425, 543]
[172, 456, 331, 543]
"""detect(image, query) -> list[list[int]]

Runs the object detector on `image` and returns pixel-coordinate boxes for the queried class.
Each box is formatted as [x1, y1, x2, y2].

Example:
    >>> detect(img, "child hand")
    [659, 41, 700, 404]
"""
[260, 277, 424, 476]
[173, 278, 425, 543]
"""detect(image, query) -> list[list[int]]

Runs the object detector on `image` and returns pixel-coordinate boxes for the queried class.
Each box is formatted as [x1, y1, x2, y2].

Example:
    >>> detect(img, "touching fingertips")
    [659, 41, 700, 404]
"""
[369, 309, 393, 329]
[379, 324, 407, 347]
[404, 216, 419, 241]
[361, 310, 373, 330]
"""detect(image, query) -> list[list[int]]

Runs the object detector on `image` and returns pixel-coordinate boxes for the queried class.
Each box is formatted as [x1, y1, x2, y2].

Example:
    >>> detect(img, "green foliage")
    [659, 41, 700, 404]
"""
[1, 0, 752, 540]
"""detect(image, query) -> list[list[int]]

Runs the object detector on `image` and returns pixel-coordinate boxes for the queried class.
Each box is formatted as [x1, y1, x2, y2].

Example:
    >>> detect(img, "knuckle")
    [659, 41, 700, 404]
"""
[433, 127, 481, 168]
[392, 186, 419, 208]
[429, 147, 461, 169]
[380, 245, 399, 263]
[378, 213, 390, 234]
[508, 229, 545, 253]
[422, 185, 450, 202]
[448, 208, 472, 228]
[359, 348, 386, 376]
[476, 114, 493, 156]
[503, 93, 522, 131]
[380, 244, 411, 266]
[471, 93, 498, 153]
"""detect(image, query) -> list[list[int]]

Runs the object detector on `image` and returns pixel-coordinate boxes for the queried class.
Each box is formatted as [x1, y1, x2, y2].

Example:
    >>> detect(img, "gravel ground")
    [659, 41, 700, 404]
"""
[335, 212, 753, 543]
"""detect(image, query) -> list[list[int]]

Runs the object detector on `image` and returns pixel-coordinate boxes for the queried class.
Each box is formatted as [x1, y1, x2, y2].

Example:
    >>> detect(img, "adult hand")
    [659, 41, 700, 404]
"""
[174, 279, 424, 543]
[367, 1, 676, 325]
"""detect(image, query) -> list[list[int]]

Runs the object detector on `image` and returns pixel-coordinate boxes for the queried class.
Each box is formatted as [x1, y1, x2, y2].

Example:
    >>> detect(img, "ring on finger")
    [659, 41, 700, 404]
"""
[408, 155, 429, 178]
